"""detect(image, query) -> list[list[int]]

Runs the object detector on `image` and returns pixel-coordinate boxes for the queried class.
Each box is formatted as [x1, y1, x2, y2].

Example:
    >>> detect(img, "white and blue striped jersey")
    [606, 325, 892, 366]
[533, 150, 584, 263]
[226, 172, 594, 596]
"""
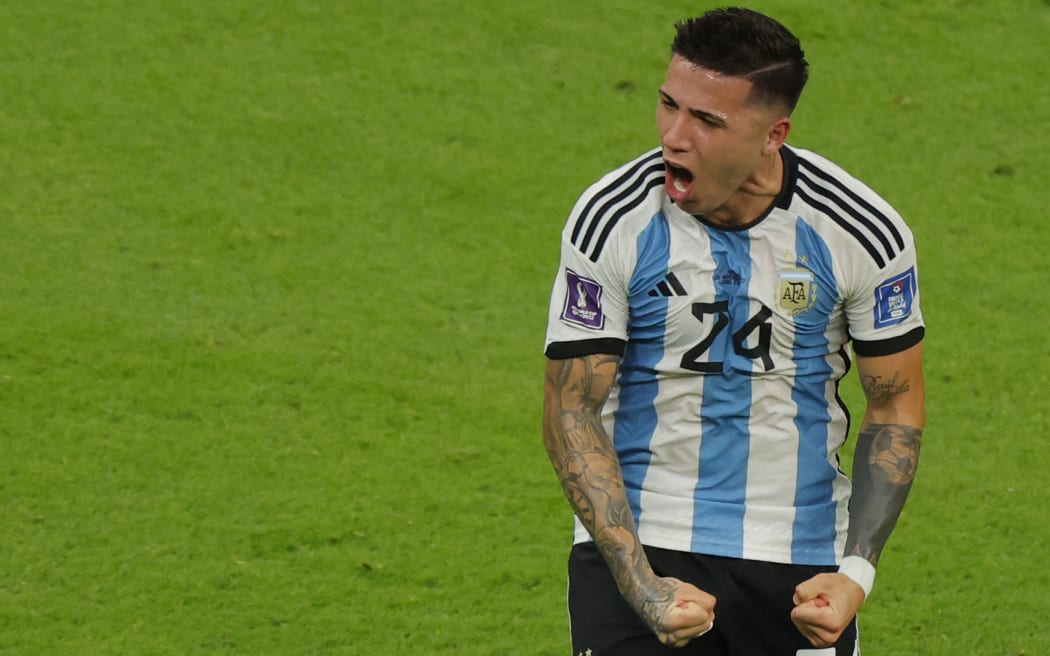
[544, 145, 925, 566]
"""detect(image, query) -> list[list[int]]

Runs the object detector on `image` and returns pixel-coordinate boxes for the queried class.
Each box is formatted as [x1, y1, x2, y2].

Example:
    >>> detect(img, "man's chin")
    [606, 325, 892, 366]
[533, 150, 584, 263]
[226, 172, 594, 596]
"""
[670, 194, 706, 215]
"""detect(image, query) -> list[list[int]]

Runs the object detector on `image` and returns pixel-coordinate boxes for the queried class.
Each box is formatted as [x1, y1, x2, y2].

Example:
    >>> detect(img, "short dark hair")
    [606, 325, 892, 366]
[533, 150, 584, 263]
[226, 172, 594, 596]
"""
[671, 7, 809, 113]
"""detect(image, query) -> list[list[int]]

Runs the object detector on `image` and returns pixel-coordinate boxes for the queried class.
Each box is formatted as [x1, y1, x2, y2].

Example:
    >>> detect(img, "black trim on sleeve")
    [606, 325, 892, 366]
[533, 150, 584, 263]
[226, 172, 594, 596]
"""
[852, 326, 925, 357]
[545, 338, 627, 360]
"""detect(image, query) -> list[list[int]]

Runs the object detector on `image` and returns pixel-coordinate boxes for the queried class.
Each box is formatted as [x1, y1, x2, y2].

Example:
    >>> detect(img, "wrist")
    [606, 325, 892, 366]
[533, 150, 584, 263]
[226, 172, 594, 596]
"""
[838, 556, 876, 599]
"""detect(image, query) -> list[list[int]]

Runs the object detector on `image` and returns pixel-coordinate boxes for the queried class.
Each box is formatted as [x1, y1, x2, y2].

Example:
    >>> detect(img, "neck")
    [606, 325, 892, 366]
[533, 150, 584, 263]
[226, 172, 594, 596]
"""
[705, 149, 784, 228]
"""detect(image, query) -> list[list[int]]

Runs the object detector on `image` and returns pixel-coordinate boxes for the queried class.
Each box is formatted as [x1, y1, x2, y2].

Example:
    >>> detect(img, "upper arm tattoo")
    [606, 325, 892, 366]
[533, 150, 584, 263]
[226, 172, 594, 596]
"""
[544, 355, 619, 453]
[861, 370, 911, 402]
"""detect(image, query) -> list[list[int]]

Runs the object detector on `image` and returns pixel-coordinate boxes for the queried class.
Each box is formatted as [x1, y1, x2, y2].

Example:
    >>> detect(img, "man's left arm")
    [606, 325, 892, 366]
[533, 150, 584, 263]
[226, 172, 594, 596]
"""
[792, 342, 925, 647]
[844, 341, 926, 566]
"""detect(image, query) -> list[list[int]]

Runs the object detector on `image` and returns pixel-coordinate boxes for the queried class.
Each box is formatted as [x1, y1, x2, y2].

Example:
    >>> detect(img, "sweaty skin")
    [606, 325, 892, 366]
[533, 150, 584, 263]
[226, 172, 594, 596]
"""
[543, 355, 716, 648]
[547, 47, 926, 652]
[791, 343, 925, 647]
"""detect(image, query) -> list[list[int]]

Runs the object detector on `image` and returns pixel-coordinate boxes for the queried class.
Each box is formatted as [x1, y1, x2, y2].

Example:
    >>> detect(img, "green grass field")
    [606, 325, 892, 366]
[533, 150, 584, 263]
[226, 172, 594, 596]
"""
[1, 1, 1047, 654]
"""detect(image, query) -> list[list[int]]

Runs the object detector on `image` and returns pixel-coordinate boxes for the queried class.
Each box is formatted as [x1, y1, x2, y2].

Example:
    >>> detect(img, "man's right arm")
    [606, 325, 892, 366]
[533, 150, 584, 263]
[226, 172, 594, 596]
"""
[543, 354, 715, 648]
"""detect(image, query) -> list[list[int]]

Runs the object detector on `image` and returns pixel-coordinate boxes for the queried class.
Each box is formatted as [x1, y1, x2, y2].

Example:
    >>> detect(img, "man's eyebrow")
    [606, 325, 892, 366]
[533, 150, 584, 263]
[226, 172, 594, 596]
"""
[658, 88, 677, 105]
[689, 107, 728, 126]
[658, 89, 728, 125]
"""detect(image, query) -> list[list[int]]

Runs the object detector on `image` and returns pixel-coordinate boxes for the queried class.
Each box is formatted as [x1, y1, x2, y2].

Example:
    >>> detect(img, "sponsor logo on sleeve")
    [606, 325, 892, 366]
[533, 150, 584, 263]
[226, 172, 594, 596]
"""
[874, 267, 916, 328]
[561, 269, 605, 330]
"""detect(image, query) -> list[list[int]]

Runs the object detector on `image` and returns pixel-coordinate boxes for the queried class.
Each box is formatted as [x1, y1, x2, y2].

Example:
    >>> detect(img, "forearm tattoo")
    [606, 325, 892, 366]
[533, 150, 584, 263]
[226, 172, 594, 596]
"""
[543, 356, 673, 625]
[845, 422, 922, 565]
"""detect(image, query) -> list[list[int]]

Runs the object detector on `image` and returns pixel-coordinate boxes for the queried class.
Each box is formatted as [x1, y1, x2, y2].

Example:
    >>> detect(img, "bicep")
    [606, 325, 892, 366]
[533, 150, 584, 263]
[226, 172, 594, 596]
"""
[854, 342, 925, 428]
[543, 355, 620, 449]
[544, 354, 620, 417]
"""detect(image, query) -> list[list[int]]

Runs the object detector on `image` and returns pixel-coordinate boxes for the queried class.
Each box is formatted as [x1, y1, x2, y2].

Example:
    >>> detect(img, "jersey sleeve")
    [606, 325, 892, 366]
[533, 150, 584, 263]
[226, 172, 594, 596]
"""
[844, 240, 925, 357]
[543, 197, 633, 360]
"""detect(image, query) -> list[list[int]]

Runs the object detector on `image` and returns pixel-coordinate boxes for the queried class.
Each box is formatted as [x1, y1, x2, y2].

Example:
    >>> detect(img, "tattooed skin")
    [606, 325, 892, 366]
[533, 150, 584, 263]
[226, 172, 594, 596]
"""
[869, 425, 921, 485]
[542, 355, 677, 633]
[844, 422, 922, 566]
[861, 371, 911, 401]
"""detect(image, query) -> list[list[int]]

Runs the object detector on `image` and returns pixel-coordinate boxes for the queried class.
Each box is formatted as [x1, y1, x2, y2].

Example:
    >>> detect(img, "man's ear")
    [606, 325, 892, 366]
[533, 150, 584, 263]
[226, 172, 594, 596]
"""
[764, 117, 791, 154]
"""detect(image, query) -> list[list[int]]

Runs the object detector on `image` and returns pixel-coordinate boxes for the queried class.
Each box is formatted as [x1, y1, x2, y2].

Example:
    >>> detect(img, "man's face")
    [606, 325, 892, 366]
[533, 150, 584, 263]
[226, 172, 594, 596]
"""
[656, 55, 781, 217]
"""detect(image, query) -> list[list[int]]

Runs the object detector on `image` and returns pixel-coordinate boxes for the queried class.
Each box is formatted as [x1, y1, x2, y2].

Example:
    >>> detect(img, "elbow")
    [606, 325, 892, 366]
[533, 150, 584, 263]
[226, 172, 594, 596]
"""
[864, 394, 925, 430]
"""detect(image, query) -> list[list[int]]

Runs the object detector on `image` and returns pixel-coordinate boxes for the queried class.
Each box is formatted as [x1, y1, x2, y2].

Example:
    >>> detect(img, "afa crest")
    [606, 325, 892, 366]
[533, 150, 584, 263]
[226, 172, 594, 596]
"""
[777, 268, 817, 316]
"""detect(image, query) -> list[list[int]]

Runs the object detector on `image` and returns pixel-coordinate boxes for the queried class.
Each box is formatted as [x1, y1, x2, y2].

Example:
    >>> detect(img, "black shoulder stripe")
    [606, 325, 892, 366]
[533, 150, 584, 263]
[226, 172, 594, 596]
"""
[798, 158, 905, 251]
[587, 172, 664, 262]
[797, 169, 896, 261]
[795, 185, 887, 268]
[579, 162, 664, 255]
[570, 150, 663, 248]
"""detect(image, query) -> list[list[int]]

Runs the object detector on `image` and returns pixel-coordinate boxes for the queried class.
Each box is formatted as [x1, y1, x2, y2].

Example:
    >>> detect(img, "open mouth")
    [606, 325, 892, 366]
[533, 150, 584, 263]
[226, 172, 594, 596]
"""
[665, 162, 694, 201]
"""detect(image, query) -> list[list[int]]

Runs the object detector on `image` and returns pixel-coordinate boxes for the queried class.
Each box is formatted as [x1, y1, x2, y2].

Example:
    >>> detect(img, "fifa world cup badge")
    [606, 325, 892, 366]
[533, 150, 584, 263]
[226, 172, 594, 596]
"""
[561, 269, 606, 330]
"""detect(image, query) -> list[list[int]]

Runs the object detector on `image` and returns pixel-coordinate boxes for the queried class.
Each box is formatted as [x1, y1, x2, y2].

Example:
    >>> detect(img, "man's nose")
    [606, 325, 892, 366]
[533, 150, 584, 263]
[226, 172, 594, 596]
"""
[661, 112, 690, 152]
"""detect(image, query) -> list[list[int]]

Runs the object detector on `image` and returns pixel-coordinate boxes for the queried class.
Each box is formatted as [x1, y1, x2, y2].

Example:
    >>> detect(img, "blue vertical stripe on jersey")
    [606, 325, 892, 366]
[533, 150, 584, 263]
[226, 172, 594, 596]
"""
[692, 229, 752, 555]
[790, 218, 840, 563]
[614, 212, 672, 527]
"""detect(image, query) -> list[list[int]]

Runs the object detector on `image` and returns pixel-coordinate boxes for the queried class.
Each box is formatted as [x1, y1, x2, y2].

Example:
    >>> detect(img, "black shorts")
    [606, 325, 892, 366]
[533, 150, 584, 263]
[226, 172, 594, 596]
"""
[567, 542, 858, 656]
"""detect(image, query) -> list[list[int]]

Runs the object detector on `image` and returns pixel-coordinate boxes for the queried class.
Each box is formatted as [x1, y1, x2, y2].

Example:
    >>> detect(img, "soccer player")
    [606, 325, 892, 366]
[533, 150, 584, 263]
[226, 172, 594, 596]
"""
[542, 7, 925, 655]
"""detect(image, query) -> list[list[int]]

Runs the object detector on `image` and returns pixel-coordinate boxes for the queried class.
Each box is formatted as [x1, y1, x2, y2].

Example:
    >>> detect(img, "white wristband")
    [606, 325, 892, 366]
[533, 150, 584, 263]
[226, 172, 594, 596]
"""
[838, 556, 876, 599]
